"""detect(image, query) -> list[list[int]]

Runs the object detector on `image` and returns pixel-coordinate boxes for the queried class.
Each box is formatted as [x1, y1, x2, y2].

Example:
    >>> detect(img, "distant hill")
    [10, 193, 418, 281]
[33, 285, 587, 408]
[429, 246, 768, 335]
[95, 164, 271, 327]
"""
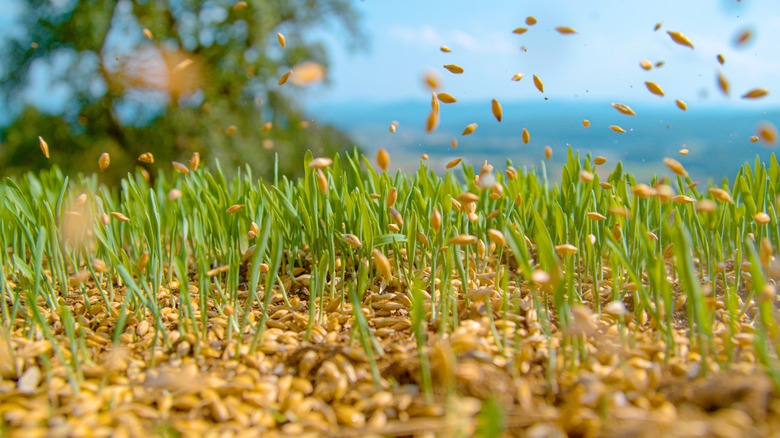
[309, 99, 780, 183]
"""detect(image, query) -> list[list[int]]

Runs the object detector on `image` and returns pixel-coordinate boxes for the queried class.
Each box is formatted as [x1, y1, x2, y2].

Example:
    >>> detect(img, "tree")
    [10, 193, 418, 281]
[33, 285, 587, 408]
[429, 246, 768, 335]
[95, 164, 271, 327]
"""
[0, 0, 364, 182]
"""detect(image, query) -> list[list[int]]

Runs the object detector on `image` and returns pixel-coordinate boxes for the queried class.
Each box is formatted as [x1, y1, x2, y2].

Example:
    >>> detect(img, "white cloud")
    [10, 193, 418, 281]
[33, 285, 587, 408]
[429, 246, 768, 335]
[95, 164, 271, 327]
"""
[387, 25, 515, 55]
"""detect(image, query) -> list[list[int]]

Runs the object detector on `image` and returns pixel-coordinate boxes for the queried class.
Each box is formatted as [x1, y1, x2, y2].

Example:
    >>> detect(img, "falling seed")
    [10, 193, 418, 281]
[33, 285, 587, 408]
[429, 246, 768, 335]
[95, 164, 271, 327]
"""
[611, 102, 636, 116]
[389, 122, 397, 133]
[709, 187, 733, 203]
[555, 26, 577, 35]
[446, 158, 463, 169]
[676, 99, 687, 111]
[171, 58, 193, 74]
[663, 158, 688, 177]
[421, 154, 429, 160]
[734, 28, 753, 46]
[440, 46, 452, 53]
[38, 136, 49, 159]
[754, 212, 771, 225]
[437, 93, 457, 104]
[679, 148, 689, 155]
[757, 123, 778, 145]
[667, 31, 694, 49]
[308, 157, 333, 168]
[521, 128, 530, 145]
[426, 111, 439, 133]
[655, 60, 665, 68]
[277, 32, 286, 48]
[511, 73, 524, 81]
[342, 234, 362, 248]
[639, 60, 653, 71]
[632, 183, 657, 198]
[544, 146, 552, 160]
[372, 249, 392, 280]
[423, 72, 441, 91]
[462, 123, 478, 136]
[580, 170, 594, 182]
[443, 64, 464, 74]
[512, 27, 528, 35]
[532, 75, 544, 93]
[449, 234, 478, 245]
[110, 211, 130, 222]
[225, 125, 237, 135]
[98, 153, 110, 172]
[645, 81, 665, 97]
[609, 125, 626, 134]
[742, 88, 769, 99]
[593, 156, 606, 165]
[654, 22, 662, 31]
[717, 54, 725, 65]
[376, 148, 390, 171]
[450, 138, 458, 149]
[431, 91, 440, 115]
[526, 16, 538, 26]
[189, 152, 200, 170]
[491, 99, 503, 122]
[582, 119, 591, 128]
[716, 71, 730, 96]
[555, 244, 578, 256]
[278, 70, 292, 85]
[749, 135, 759, 143]
[226, 204, 244, 214]
[586, 212, 606, 221]
[143, 28, 153, 40]
[172, 161, 190, 174]
[138, 152, 154, 164]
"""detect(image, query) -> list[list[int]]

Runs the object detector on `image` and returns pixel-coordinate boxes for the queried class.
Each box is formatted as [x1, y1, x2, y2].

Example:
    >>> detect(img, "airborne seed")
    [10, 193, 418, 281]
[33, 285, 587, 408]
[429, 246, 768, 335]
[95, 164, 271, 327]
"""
[663, 158, 688, 177]
[679, 148, 689, 155]
[717, 54, 725, 65]
[376, 148, 390, 171]
[512, 27, 528, 35]
[526, 16, 537, 26]
[734, 28, 753, 46]
[742, 88, 769, 99]
[675, 99, 687, 111]
[278, 70, 292, 85]
[138, 152, 154, 164]
[462, 123, 478, 136]
[757, 123, 778, 145]
[645, 81, 665, 97]
[609, 125, 626, 133]
[533, 75, 544, 93]
[172, 161, 190, 174]
[487, 229, 505, 246]
[544, 146, 552, 160]
[143, 28, 153, 39]
[99, 153, 110, 172]
[440, 46, 452, 53]
[555, 26, 577, 35]
[667, 31, 694, 49]
[709, 187, 733, 203]
[38, 136, 50, 159]
[277, 33, 286, 48]
[522, 128, 530, 144]
[593, 156, 606, 165]
[450, 138, 458, 149]
[491, 99, 503, 122]
[582, 119, 591, 128]
[431, 91, 440, 115]
[716, 71, 730, 96]
[580, 170, 594, 182]
[443, 64, 464, 74]
[754, 212, 771, 225]
[446, 158, 463, 169]
[611, 103, 636, 116]
[639, 60, 653, 71]
[654, 22, 662, 31]
[426, 111, 439, 133]
[511, 73, 524, 81]
[437, 93, 457, 104]
[424, 72, 441, 91]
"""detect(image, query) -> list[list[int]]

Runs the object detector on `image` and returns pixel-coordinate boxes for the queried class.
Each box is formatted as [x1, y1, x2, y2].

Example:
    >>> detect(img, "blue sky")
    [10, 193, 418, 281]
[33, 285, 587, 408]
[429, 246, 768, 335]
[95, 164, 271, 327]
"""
[308, 0, 780, 107]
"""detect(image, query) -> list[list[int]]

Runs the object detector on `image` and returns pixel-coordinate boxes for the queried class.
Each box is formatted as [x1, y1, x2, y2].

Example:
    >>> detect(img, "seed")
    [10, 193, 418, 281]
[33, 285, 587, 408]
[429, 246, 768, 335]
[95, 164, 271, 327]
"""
[610, 125, 626, 133]
[587, 212, 606, 221]
[372, 249, 392, 280]
[531, 269, 550, 284]
[708, 187, 733, 203]
[511, 73, 524, 81]
[431, 208, 442, 232]
[389, 123, 397, 133]
[696, 199, 716, 213]
[715, 54, 725, 66]
[189, 152, 200, 170]
[449, 234, 477, 245]
[225, 125, 237, 135]
[172, 161, 189, 174]
[278, 70, 292, 85]
[667, 31, 694, 49]
[645, 81, 665, 97]
[110, 212, 130, 222]
[734, 28, 752, 46]
[446, 157, 462, 169]
[600, 181, 612, 189]
[462, 123, 478, 136]
[387, 187, 398, 208]
[226, 204, 244, 214]
[437, 93, 458, 103]
[742, 88, 769, 99]
[676, 99, 687, 111]
[593, 156, 606, 165]
[639, 60, 653, 70]
[754, 212, 771, 225]
[605, 301, 628, 316]
[655, 60, 665, 68]
[611, 102, 636, 116]
[376, 148, 390, 171]
[716, 71, 730, 96]
[309, 157, 333, 169]
[421, 153, 428, 160]
[487, 229, 505, 246]
[654, 22, 662, 31]
[342, 234, 362, 248]
[512, 27, 528, 34]
[451, 138, 458, 148]
[673, 195, 695, 204]
[98, 153, 110, 172]
[138, 152, 154, 164]
[544, 146, 552, 159]
[582, 119, 591, 128]
[168, 189, 182, 201]
[533, 75, 544, 93]
[143, 28, 153, 39]
[555, 244, 578, 256]
[757, 123, 778, 145]
[750, 135, 759, 143]
[426, 111, 439, 133]
[431, 91, 440, 115]
[277, 32, 286, 48]
[609, 206, 630, 217]
[457, 192, 479, 204]
[440, 46, 451, 53]
[316, 169, 328, 194]
[492, 99, 503, 122]
[262, 121, 273, 133]
[580, 170, 594, 182]
[632, 183, 657, 198]
[555, 26, 577, 34]
[679, 148, 689, 155]
[443, 64, 464, 74]
[38, 136, 50, 158]
[663, 158, 688, 177]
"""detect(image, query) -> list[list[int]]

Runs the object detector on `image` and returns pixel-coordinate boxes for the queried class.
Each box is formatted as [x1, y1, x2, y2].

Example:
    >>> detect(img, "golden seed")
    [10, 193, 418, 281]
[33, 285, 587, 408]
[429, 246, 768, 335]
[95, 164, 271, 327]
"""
[667, 30, 694, 49]
[462, 123, 478, 136]
[512, 27, 528, 35]
[426, 110, 439, 133]
[676, 99, 687, 111]
[38, 136, 50, 159]
[443, 64, 464, 74]
[750, 135, 760, 143]
[639, 60, 653, 70]
[505, 166, 517, 180]
[522, 128, 530, 144]
[487, 229, 505, 246]
[110, 211, 130, 222]
[632, 183, 657, 198]
[372, 249, 392, 280]
[189, 152, 200, 170]
[277, 32, 286, 48]
[609, 125, 626, 133]
[526, 16, 537, 25]
[663, 157, 688, 177]
[309, 157, 334, 169]
[172, 161, 189, 174]
[605, 301, 628, 316]
[734, 28, 752, 46]
[593, 156, 606, 165]
[449, 234, 478, 245]
[431, 208, 442, 232]
[492, 99, 503, 122]
[487, 209, 500, 220]
[278, 70, 292, 85]
[544, 145, 552, 159]
[437, 92, 457, 104]
[421, 153, 428, 160]
[316, 169, 328, 194]
[708, 187, 733, 203]
[582, 119, 591, 128]
[456, 192, 479, 204]
[168, 189, 182, 201]
[446, 157, 462, 169]
[226, 204, 244, 214]
[611, 102, 636, 116]
[376, 148, 390, 171]
[742, 88, 769, 99]
[431, 91, 440, 115]
[645, 81, 665, 97]
[555, 26, 577, 35]
[654, 22, 662, 31]
[342, 234, 362, 248]
[138, 152, 154, 164]
[600, 181, 612, 189]
[440, 45, 451, 53]
[261, 121, 273, 133]
[679, 148, 689, 155]
[580, 170, 594, 182]
[587, 234, 596, 245]
[695, 199, 716, 213]
[757, 123, 778, 145]
[225, 125, 237, 135]
[98, 152, 110, 172]
[717, 54, 725, 65]
[143, 28, 153, 39]
[754, 212, 771, 225]
[609, 206, 631, 217]
[532, 75, 544, 93]
[673, 195, 696, 204]
[423, 71, 441, 91]
[716, 71, 730, 96]
[655, 60, 665, 68]
[587, 212, 606, 221]
[450, 138, 458, 149]
[389, 123, 397, 133]
[387, 187, 398, 208]
[555, 244, 578, 256]
[171, 58, 193, 74]
[511, 73, 524, 81]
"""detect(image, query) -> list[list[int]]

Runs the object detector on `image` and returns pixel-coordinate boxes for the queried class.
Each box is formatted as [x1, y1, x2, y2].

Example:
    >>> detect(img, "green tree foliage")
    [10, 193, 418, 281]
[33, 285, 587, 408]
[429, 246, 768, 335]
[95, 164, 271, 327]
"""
[0, 0, 363, 182]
